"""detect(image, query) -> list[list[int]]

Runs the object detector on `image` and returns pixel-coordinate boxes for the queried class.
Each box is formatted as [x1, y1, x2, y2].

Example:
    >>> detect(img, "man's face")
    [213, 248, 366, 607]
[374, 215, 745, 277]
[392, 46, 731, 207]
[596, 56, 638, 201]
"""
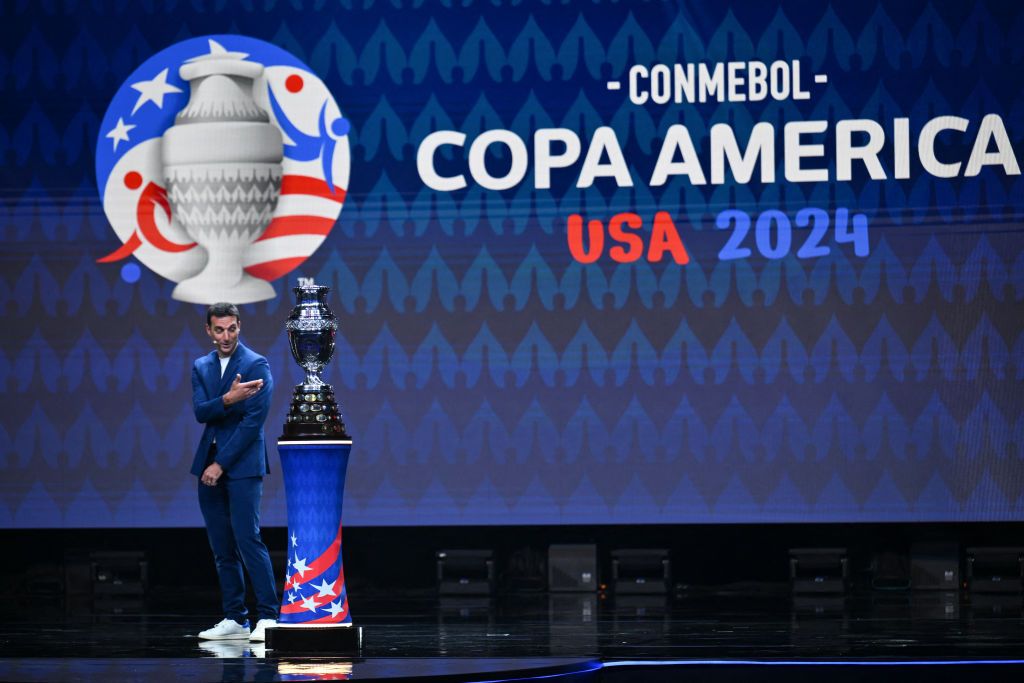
[207, 315, 240, 358]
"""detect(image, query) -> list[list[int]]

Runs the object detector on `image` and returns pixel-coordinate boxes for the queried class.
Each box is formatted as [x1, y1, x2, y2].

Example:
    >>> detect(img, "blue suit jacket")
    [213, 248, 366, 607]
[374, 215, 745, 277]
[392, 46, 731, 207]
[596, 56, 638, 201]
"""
[190, 342, 273, 478]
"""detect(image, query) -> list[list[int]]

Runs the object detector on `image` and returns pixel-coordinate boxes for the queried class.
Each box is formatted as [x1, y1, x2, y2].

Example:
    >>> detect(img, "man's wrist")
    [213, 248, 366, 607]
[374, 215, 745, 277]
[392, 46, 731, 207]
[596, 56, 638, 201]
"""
[223, 394, 231, 407]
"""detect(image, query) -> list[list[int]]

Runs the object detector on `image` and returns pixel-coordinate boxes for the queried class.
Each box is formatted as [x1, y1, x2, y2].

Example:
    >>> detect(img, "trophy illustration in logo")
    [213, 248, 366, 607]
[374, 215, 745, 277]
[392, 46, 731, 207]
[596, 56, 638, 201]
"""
[162, 49, 282, 304]
[95, 36, 350, 304]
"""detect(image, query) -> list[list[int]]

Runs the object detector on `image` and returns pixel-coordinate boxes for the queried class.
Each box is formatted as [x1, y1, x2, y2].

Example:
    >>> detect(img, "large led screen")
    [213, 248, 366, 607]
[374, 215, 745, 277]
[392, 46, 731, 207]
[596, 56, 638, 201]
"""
[2, 0, 1023, 527]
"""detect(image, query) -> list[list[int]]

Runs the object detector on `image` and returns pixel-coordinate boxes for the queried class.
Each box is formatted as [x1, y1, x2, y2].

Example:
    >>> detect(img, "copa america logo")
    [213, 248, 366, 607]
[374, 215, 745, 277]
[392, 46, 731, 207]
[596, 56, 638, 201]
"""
[95, 35, 350, 304]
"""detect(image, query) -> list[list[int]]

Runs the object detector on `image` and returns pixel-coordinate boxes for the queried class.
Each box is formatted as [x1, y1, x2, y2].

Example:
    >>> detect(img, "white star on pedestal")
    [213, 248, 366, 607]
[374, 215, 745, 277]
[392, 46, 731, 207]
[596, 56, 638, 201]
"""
[313, 579, 336, 598]
[300, 595, 320, 612]
[105, 117, 135, 151]
[292, 554, 310, 577]
[325, 600, 345, 619]
[290, 533, 298, 547]
[129, 67, 182, 114]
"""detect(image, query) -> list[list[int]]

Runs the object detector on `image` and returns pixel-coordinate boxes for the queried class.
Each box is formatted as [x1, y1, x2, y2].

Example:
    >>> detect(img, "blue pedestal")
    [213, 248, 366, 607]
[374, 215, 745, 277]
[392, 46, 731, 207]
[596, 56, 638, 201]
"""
[276, 440, 353, 626]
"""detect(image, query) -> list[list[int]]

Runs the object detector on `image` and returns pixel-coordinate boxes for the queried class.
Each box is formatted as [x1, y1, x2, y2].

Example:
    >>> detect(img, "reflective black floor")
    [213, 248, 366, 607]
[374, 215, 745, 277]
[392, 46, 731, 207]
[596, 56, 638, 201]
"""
[1, 586, 1023, 681]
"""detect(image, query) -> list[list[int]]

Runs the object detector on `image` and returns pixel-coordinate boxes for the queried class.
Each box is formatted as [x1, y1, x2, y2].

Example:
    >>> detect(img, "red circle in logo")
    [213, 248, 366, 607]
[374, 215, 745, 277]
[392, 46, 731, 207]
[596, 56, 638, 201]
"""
[124, 171, 143, 190]
[286, 74, 304, 93]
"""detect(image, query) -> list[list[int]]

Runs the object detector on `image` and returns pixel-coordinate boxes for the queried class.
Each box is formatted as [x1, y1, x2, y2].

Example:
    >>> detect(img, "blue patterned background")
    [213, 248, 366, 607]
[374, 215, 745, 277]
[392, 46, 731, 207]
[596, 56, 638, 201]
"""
[2, 0, 1023, 527]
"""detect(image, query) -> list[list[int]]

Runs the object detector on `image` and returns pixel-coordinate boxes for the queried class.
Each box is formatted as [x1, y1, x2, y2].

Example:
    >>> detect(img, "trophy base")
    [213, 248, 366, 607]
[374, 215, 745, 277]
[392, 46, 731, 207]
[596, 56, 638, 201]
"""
[281, 384, 351, 440]
[265, 624, 362, 654]
[173, 270, 275, 305]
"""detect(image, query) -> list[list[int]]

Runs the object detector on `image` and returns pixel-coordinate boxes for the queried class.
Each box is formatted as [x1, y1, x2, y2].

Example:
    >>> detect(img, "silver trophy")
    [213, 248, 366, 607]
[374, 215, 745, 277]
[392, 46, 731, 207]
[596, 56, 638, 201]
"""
[282, 282, 349, 440]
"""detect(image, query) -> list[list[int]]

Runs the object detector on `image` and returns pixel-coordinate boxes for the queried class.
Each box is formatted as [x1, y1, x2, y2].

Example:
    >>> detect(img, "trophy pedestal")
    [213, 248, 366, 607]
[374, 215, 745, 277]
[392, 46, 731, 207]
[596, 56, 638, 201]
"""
[265, 624, 362, 654]
[276, 441, 355, 640]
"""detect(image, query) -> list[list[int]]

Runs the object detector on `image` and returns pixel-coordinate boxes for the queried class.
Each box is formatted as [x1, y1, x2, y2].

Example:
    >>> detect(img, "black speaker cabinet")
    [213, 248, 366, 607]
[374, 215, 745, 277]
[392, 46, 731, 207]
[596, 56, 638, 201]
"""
[611, 548, 670, 594]
[548, 544, 597, 592]
[90, 551, 148, 597]
[910, 542, 959, 591]
[790, 547, 848, 593]
[436, 549, 495, 595]
[967, 547, 1024, 593]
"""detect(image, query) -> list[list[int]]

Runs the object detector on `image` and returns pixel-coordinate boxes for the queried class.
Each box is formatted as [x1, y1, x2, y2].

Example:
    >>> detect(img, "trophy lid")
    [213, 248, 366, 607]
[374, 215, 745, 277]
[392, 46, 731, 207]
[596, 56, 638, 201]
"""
[293, 282, 330, 293]
[292, 280, 331, 305]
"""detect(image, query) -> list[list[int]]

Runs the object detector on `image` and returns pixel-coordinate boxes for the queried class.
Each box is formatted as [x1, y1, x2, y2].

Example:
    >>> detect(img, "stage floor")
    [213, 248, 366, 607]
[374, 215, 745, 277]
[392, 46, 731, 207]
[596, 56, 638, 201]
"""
[1, 586, 1022, 681]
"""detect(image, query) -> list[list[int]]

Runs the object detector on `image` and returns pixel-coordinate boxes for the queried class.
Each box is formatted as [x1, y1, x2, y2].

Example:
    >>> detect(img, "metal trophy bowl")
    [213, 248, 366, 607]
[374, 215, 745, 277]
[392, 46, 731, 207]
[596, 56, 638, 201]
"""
[281, 283, 350, 441]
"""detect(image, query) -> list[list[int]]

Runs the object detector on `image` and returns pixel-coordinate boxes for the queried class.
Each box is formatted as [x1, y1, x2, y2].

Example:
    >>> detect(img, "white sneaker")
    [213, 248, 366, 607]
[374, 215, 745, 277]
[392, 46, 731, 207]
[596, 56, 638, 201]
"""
[198, 618, 250, 640]
[249, 618, 277, 642]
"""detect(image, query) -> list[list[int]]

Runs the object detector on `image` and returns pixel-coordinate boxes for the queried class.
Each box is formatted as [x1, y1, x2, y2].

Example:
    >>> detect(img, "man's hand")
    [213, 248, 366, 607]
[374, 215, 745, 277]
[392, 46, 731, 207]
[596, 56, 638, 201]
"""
[201, 462, 224, 487]
[223, 374, 263, 407]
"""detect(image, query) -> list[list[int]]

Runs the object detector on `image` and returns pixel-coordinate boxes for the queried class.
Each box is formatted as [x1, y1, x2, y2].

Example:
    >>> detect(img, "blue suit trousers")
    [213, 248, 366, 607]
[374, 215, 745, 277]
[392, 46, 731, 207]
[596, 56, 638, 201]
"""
[198, 472, 279, 623]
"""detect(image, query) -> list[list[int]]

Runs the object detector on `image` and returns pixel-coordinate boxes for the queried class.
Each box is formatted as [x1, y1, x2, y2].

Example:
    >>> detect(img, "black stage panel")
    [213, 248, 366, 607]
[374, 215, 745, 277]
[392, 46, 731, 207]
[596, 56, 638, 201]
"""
[2, 590, 1023, 682]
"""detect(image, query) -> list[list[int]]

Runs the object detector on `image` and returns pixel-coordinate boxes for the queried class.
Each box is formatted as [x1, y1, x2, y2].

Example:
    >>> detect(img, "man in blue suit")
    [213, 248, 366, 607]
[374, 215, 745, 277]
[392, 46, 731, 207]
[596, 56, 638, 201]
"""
[192, 302, 278, 642]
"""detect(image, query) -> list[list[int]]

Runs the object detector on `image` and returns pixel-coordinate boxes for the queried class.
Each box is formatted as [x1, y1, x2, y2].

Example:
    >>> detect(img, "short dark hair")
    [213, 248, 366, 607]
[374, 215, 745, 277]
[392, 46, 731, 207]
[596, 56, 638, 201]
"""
[206, 302, 240, 326]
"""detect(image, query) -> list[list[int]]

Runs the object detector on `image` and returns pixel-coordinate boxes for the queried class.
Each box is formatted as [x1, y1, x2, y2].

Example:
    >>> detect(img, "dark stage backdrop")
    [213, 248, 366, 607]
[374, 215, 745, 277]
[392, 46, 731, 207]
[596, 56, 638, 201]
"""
[2, 0, 1023, 528]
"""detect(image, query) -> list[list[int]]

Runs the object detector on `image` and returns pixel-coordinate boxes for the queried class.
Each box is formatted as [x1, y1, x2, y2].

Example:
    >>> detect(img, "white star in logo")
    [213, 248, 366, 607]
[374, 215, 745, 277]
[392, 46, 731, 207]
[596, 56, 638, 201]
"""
[287, 591, 297, 603]
[312, 579, 336, 598]
[300, 595, 320, 612]
[287, 558, 292, 569]
[105, 117, 135, 151]
[292, 554, 310, 577]
[291, 533, 298, 547]
[129, 67, 182, 114]
[291, 578, 302, 591]
[325, 600, 345, 619]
